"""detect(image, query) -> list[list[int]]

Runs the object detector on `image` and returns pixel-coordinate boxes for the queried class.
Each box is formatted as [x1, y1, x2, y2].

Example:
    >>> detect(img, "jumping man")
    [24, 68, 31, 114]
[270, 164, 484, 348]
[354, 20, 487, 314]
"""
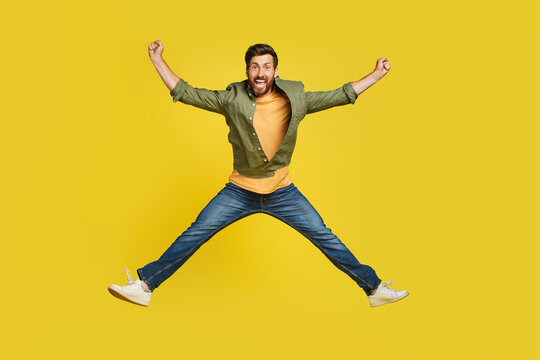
[108, 41, 409, 308]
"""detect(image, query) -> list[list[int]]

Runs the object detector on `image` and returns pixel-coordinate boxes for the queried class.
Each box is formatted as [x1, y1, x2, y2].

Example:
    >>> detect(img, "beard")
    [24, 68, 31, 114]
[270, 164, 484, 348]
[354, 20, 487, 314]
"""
[250, 77, 275, 97]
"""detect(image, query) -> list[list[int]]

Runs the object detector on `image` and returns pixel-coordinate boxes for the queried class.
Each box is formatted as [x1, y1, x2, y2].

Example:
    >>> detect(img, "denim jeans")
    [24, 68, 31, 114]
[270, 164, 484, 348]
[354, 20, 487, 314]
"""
[137, 182, 381, 296]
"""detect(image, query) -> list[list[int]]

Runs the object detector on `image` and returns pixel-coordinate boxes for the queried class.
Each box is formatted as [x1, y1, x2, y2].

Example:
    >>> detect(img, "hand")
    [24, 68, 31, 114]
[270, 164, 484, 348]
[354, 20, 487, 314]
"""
[148, 40, 164, 60]
[373, 57, 391, 79]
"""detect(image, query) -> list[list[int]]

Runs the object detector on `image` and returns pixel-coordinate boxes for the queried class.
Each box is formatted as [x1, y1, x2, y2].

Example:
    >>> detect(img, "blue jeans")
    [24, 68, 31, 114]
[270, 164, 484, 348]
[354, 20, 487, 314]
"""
[137, 182, 381, 296]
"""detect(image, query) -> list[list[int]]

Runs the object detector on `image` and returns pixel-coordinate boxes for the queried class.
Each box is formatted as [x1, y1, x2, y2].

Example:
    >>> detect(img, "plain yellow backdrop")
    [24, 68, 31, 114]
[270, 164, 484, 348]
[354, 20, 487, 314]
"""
[1, 0, 538, 358]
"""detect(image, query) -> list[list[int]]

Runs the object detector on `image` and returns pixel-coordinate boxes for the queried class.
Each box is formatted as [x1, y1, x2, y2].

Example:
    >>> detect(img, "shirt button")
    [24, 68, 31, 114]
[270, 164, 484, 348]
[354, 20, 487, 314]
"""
[252, 103, 255, 106]
[249, 117, 252, 120]
[252, 132, 256, 136]
[258, 147, 261, 150]
[264, 159, 268, 162]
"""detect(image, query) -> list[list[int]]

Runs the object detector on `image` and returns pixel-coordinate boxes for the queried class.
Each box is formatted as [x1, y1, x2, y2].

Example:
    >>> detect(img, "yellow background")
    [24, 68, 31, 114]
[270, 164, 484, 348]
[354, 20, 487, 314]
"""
[1, 0, 538, 358]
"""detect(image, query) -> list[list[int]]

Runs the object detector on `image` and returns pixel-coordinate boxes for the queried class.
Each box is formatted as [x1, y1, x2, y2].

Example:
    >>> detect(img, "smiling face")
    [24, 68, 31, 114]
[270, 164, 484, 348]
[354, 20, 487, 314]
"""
[246, 54, 279, 97]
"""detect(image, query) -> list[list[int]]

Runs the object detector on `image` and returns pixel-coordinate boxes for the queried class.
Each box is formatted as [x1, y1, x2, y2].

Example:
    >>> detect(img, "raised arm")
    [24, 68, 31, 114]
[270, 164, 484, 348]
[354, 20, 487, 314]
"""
[149, 40, 179, 91]
[305, 57, 392, 114]
[148, 40, 226, 114]
[351, 57, 391, 95]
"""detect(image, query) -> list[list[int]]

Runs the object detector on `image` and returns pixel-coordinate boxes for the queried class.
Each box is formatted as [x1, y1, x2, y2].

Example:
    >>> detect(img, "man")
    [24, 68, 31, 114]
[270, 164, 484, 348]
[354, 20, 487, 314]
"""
[108, 41, 409, 308]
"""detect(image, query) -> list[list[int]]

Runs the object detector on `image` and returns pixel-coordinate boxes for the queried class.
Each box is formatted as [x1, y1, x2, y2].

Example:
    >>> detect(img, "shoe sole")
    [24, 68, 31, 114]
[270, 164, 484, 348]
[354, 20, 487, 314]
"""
[370, 291, 409, 307]
[108, 286, 150, 307]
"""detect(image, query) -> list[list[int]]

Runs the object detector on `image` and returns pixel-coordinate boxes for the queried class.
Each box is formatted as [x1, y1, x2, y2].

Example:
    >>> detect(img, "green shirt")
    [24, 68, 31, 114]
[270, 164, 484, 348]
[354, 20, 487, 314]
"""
[170, 76, 359, 178]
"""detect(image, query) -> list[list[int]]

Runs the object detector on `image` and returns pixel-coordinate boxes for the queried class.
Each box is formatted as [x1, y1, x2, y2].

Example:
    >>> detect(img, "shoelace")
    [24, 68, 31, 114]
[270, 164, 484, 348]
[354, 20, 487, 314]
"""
[376, 281, 398, 295]
[124, 267, 134, 285]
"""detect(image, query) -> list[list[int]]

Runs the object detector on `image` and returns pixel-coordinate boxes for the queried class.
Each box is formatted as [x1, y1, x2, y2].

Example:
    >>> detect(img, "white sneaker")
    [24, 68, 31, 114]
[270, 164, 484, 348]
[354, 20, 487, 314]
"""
[368, 281, 409, 307]
[108, 267, 151, 307]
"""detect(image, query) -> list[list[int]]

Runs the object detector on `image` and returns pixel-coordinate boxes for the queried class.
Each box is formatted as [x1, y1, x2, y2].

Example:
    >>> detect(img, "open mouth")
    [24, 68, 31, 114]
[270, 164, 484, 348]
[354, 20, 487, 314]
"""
[254, 79, 266, 89]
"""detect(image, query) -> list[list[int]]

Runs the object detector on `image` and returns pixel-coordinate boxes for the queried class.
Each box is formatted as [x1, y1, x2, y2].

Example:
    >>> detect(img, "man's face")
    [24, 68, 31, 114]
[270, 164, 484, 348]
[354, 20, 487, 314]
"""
[246, 54, 278, 97]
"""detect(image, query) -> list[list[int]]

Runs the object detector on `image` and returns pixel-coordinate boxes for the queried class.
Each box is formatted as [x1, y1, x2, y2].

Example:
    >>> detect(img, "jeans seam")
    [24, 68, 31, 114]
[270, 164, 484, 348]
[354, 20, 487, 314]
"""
[144, 209, 259, 287]
[261, 210, 375, 292]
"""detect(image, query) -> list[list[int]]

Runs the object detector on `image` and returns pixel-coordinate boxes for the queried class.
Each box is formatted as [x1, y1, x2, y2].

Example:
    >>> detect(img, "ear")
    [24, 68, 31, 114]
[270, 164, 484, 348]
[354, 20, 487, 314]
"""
[246, 68, 249, 78]
[274, 66, 279, 78]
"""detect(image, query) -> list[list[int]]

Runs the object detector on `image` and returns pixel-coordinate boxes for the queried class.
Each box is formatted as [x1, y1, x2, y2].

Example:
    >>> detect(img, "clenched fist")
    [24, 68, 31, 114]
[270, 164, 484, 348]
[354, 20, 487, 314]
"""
[373, 57, 391, 79]
[148, 40, 164, 60]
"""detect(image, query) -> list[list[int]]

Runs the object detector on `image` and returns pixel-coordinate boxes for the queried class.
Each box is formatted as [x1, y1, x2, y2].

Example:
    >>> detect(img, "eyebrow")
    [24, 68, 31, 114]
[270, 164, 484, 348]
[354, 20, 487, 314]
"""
[250, 62, 272, 66]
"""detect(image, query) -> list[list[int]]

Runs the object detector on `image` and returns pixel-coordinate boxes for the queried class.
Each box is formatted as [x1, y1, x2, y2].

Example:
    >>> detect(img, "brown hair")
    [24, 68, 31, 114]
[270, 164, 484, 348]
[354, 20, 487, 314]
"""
[245, 43, 278, 69]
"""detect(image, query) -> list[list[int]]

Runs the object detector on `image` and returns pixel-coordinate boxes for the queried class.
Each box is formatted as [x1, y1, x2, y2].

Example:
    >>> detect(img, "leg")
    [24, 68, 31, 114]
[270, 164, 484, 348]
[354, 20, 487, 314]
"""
[262, 183, 382, 296]
[137, 183, 259, 292]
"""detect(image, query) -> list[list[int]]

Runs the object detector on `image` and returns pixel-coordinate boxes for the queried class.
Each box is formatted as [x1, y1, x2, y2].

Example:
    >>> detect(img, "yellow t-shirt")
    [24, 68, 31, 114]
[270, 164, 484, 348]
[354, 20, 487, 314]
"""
[228, 86, 293, 194]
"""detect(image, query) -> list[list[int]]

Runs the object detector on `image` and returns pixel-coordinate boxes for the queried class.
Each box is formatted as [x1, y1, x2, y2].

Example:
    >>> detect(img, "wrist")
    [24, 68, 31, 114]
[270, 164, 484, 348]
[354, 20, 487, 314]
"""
[150, 55, 164, 64]
[370, 71, 383, 82]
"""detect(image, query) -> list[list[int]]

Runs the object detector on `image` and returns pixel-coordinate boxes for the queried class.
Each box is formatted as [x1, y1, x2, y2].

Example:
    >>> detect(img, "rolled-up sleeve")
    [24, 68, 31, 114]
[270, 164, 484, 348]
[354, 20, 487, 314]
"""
[305, 82, 359, 114]
[170, 78, 226, 115]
